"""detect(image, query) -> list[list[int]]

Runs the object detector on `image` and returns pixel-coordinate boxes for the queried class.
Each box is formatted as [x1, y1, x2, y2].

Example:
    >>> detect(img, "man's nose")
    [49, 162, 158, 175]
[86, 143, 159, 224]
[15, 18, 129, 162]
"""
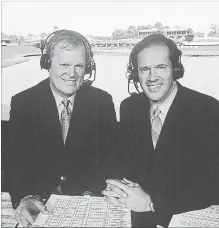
[68, 66, 75, 77]
[149, 68, 157, 81]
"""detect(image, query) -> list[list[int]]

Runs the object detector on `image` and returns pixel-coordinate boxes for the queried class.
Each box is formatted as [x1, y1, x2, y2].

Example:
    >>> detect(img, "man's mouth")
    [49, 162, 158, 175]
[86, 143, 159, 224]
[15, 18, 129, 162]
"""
[62, 79, 76, 84]
[148, 84, 162, 91]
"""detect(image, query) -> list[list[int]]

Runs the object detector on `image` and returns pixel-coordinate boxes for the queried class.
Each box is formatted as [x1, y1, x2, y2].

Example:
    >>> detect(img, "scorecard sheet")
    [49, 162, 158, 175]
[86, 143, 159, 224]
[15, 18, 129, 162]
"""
[169, 205, 219, 227]
[32, 194, 131, 227]
[1, 192, 17, 228]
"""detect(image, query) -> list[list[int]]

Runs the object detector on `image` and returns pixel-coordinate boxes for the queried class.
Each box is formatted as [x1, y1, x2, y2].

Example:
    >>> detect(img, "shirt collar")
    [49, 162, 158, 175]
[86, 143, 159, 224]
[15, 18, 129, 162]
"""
[150, 81, 178, 117]
[50, 82, 76, 108]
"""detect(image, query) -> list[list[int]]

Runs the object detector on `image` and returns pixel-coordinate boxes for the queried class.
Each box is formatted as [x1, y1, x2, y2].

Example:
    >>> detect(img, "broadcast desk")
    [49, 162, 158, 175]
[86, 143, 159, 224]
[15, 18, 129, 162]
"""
[1, 192, 219, 227]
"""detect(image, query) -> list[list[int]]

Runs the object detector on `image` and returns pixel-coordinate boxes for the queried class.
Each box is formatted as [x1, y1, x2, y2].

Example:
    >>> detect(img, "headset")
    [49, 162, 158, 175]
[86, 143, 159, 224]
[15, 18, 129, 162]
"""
[40, 29, 96, 82]
[126, 34, 184, 94]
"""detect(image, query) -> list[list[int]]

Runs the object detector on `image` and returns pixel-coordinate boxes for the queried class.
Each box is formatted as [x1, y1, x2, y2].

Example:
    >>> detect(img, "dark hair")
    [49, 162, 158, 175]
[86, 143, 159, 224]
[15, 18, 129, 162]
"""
[130, 34, 181, 69]
[127, 34, 184, 83]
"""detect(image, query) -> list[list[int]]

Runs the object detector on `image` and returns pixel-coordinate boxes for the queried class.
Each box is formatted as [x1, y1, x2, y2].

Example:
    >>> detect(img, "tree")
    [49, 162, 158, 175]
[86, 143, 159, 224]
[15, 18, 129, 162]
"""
[154, 22, 164, 31]
[137, 25, 149, 30]
[127, 25, 137, 33]
[146, 24, 152, 29]
[9, 34, 19, 43]
[127, 25, 138, 38]
[18, 36, 25, 44]
[1, 32, 8, 38]
[27, 33, 34, 38]
[208, 24, 219, 37]
[164, 26, 170, 30]
[112, 29, 127, 39]
[207, 31, 215, 37]
[40, 32, 47, 39]
[187, 28, 194, 35]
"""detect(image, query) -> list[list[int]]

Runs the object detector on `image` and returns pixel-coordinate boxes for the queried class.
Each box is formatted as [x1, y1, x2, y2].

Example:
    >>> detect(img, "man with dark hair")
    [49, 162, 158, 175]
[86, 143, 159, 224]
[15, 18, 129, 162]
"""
[7, 30, 120, 226]
[103, 34, 219, 227]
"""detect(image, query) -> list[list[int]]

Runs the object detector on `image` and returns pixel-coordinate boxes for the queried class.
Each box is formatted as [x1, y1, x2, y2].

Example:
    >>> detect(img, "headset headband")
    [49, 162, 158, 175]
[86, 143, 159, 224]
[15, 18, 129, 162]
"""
[43, 29, 93, 60]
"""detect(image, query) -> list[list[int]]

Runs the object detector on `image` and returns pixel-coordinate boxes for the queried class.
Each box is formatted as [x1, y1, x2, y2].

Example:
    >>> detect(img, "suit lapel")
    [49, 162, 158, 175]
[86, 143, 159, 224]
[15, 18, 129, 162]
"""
[38, 78, 64, 149]
[65, 85, 93, 146]
[137, 93, 154, 152]
[155, 83, 185, 151]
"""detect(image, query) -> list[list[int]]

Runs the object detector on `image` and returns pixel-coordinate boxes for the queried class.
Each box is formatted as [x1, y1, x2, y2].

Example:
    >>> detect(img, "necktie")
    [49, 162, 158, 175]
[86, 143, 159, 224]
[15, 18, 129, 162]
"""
[151, 107, 162, 149]
[61, 99, 71, 144]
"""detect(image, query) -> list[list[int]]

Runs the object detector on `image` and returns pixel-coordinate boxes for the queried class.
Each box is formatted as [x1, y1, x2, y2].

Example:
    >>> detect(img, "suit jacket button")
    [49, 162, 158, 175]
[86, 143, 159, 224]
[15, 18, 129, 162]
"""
[61, 176, 67, 181]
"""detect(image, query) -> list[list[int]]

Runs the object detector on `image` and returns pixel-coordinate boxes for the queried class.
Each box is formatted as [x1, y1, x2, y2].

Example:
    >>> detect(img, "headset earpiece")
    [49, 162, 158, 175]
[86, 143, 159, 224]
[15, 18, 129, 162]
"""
[85, 57, 91, 74]
[173, 62, 184, 80]
[172, 49, 184, 80]
[126, 62, 139, 83]
[130, 70, 139, 83]
[40, 53, 50, 70]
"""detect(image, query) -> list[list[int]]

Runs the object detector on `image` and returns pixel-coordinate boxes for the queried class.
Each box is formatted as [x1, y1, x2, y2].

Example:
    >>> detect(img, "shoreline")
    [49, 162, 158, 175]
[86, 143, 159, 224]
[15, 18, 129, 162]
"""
[1, 44, 219, 70]
[2, 44, 219, 61]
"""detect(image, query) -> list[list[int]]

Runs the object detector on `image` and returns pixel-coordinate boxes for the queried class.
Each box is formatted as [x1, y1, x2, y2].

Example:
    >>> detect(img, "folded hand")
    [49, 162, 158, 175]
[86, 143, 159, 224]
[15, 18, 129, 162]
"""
[102, 178, 153, 212]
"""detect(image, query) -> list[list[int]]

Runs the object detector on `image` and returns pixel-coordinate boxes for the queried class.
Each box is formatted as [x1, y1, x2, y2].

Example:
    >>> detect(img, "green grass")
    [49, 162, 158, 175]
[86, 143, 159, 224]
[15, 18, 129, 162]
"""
[2, 43, 219, 63]
[1, 45, 41, 59]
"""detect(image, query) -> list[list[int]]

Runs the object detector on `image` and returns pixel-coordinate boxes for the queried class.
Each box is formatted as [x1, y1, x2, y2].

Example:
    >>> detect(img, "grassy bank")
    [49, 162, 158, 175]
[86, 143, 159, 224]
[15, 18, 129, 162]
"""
[2, 57, 30, 68]
[1, 45, 40, 60]
[2, 44, 219, 62]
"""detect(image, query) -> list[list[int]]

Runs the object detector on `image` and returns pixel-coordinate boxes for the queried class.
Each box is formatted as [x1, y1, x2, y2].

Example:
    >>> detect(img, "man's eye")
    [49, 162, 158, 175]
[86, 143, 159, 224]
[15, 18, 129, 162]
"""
[60, 63, 68, 67]
[140, 67, 150, 72]
[75, 65, 84, 69]
[156, 66, 167, 70]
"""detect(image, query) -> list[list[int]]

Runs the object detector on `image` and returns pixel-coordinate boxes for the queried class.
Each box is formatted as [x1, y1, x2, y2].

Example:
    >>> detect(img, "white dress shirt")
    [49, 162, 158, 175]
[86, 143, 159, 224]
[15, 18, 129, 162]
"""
[50, 83, 75, 121]
[150, 81, 178, 125]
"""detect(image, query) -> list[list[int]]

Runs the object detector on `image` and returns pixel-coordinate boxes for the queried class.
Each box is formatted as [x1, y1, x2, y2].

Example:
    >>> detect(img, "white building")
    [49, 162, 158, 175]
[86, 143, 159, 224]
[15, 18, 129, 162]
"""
[138, 26, 193, 39]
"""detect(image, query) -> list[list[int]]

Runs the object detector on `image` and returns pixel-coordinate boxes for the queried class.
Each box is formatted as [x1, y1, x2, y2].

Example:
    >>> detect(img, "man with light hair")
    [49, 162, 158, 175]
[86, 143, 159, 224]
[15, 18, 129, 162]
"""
[7, 30, 120, 226]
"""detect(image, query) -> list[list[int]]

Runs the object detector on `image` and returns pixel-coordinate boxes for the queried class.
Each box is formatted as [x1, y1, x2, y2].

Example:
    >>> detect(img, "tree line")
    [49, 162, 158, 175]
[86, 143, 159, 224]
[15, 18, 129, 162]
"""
[91, 22, 193, 40]
[2, 23, 219, 43]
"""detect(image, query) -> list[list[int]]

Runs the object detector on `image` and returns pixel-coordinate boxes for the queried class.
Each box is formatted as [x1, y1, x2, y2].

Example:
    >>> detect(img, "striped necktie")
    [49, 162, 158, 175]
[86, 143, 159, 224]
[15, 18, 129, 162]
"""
[151, 107, 162, 149]
[61, 99, 71, 144]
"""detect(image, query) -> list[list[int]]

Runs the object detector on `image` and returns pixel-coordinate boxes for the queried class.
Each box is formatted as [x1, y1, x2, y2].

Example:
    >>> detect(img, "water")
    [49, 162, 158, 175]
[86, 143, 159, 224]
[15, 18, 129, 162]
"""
[93, 55, 219, 119]
[2, 55, 219, 120]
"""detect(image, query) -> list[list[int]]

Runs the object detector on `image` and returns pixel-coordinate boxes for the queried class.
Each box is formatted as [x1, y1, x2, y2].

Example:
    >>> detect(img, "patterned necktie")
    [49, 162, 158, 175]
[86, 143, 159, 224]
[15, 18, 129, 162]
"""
[151, 107, 162, 149]
[61, 99, 71, 144]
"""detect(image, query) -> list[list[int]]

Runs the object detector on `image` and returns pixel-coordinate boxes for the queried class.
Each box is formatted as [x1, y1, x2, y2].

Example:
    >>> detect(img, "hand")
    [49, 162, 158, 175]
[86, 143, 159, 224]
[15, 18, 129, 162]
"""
[102, 179, 129, 208]
[82, 191, 96, 196]
[15, 195, 48, 226]
[105, 179, 153, 212]
[102, 177, 137, 199]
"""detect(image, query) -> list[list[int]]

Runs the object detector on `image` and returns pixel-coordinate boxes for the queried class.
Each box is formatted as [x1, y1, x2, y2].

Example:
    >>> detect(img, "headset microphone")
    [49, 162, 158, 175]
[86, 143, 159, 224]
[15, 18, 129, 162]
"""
[84, 59, 96, 84]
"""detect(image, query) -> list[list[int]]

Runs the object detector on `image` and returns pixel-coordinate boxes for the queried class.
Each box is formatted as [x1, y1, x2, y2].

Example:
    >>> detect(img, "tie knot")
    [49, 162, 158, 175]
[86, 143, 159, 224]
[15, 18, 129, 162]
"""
[153, 107, 161, 118]
[62, 99, 70, 108]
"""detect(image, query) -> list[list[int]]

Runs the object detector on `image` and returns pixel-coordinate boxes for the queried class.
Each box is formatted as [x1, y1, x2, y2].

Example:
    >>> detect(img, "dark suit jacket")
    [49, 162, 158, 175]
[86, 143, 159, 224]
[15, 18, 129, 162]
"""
[120, 83, 219, 227]
[7, 78, 121, 207]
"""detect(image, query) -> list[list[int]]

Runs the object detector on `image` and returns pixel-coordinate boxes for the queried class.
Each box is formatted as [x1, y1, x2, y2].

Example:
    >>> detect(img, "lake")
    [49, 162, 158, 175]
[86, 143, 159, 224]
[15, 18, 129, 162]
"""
[1, 54, 219, 120]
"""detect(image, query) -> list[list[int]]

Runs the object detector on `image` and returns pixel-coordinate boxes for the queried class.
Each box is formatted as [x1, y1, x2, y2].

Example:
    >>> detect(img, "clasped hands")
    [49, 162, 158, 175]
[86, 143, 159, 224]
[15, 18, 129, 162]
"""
[102, 178, 154, 212]
[15, 180, 153, 226]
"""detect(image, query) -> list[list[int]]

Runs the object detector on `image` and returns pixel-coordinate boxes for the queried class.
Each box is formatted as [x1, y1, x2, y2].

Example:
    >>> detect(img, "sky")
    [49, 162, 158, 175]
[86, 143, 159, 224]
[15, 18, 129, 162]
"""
[1, 1, 219, 37]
